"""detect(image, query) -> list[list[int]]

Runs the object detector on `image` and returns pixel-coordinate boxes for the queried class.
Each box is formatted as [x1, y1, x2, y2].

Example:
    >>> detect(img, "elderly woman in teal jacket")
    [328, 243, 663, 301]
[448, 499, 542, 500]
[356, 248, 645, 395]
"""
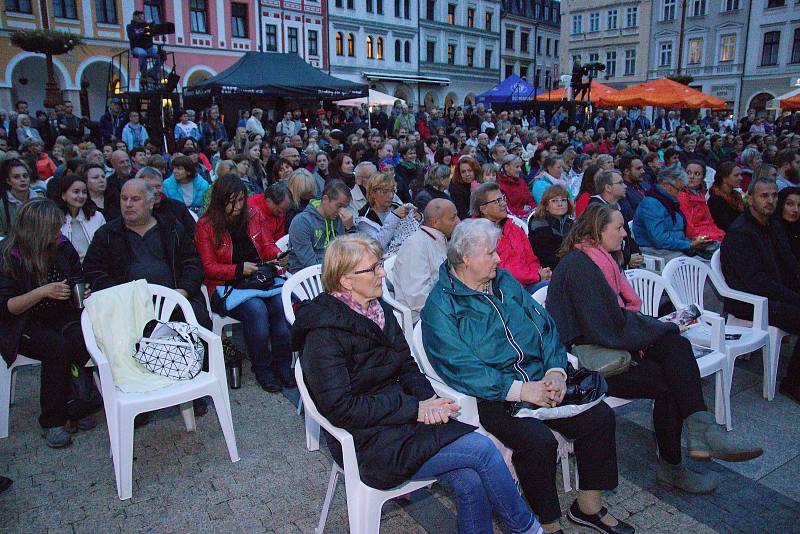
[421, 218, 632, 534]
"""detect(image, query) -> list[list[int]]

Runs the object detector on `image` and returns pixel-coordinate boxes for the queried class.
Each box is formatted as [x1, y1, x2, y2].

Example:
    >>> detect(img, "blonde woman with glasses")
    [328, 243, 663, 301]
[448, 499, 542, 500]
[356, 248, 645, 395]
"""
[293, 234, 542, 534]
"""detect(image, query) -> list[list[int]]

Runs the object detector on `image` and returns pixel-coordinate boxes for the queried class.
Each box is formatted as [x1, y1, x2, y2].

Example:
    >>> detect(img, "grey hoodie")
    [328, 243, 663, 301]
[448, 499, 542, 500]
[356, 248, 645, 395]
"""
[287, 200, 346, 272]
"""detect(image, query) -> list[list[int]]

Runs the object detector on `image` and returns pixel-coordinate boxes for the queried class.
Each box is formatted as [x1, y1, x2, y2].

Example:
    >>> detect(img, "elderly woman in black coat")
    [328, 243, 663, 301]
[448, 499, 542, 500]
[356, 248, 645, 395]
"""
[291, 234, 540, 534]
[547, 204, 763, 496]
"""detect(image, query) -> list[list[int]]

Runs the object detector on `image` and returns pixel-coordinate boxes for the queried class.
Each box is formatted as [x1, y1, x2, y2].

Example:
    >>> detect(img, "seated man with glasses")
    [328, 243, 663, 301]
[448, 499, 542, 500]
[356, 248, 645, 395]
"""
[632, 167, 715, 261]
[472, 183, 550, 294]
[588, 170, 643, 268]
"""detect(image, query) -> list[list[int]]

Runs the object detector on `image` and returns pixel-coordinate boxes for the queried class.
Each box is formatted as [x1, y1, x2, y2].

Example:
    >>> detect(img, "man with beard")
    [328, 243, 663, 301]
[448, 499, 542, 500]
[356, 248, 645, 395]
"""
[721, 177, 800, 404]
[776, 149, 800, 191]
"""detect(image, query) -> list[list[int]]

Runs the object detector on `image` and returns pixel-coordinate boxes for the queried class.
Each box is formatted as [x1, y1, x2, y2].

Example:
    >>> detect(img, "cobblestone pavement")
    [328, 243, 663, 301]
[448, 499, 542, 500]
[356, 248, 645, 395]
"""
[1, 341, 799, 533]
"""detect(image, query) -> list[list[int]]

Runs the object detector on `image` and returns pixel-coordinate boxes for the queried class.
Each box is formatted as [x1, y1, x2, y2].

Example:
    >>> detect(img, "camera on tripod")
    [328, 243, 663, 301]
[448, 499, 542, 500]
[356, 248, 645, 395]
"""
[583, 62, 606, 75]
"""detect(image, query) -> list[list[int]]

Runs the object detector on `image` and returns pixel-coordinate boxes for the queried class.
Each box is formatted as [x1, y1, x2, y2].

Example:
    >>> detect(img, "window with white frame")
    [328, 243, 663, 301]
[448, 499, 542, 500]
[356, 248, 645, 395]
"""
[53, 0, 78, 19]
[607, 9, 618, 29]
[95, 0, 117, 23]
[231, 3, 248, 38]
[589, 52, 599, 63]
[189, 0, 207, 33]
[625, 6, 638, 27]
[144, 0, 163, 24]
[663, 0, 676, 21]
[268, 25, 279, 52]
[659, 42, 673, 67]
[722, 0, 739, 11]
[572, 14, 583, 34]
[624, 49, 636, 75]
[690, 0, 706, 17]
[309, 30, 319, 56]
[288, 27, 299, 54]
[589, 12, 600, 32]
[606, 50, 617, 76]
[719, 34, 735, 62]
[688, 38, 703, 64]
[6, 0, 33, 13]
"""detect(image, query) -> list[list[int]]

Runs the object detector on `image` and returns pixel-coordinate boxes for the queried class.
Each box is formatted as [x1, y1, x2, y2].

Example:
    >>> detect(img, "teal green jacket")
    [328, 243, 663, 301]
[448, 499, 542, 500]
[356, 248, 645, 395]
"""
[420, 262, 568, 401]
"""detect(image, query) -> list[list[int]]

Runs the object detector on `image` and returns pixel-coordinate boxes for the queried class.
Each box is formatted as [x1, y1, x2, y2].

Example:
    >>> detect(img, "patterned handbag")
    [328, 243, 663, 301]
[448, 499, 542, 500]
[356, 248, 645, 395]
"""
[133, 320, 204, 380]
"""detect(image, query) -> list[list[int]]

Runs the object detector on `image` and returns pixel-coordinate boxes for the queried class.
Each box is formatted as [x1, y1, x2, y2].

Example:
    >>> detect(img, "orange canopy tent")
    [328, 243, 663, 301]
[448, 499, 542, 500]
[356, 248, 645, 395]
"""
[534, 80, 618, 103]
[780, 93, 800, 111]
[597, 78, 726, 109]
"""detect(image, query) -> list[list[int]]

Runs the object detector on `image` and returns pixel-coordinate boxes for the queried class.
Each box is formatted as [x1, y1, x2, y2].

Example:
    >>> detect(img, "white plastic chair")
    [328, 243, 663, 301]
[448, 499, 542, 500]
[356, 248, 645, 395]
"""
[295, 361, 436, 534]
[0, 355, 41, 438]
[662, 256, 772, 404]
[380, 255, 415, 349]
[411, 323, 577, 492]
[627, 220, 665, 273]
[625, 269, 732, 429]
[710, 250, 788, 401]
[200, 285, 240, 340]
[189, 210, 199, 222]
[275, 234, 290, 252]
[281, 264, 324, 419]
[508, 214, 528, 235]
[81, 284, 240, 500]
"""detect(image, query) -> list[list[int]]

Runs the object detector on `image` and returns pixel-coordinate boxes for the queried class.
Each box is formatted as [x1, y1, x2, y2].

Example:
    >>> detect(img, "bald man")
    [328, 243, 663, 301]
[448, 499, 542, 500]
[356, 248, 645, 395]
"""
[107, 149, 133, 191]
[391, 199, 460, 320]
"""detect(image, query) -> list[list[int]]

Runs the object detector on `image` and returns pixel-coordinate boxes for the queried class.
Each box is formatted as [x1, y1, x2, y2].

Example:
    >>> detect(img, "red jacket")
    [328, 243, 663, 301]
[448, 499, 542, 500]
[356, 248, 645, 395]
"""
[677, 189, 725, 241]
[497, 218, 541, 286]
[247, 194, 286, 259]
[195, 206, 275, 295]
[497, 172, 535, 217]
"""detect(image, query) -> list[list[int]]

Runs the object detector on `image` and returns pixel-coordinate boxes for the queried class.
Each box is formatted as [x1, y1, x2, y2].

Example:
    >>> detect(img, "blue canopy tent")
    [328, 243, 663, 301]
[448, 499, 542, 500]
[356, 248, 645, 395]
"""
[476, 75, 541, 107]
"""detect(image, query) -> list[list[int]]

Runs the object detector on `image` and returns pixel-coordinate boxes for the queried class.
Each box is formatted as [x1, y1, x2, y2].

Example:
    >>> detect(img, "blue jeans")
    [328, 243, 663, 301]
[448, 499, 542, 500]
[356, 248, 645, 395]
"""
[411, 432, 541, 534]
[132, 45, 161, 74]
[227, 294, 291, 381]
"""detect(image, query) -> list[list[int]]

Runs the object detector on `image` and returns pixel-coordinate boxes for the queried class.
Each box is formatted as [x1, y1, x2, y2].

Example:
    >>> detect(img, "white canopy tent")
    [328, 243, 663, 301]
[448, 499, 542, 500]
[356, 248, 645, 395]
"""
[335, 89, 404, 108]
[767, 82, 800, 110]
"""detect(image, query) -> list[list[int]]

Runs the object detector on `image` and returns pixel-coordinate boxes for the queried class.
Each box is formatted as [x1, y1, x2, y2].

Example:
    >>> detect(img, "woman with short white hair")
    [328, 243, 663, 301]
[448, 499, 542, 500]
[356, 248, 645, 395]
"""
[293, 234, 541, 534]
[422, 218, 630, 534]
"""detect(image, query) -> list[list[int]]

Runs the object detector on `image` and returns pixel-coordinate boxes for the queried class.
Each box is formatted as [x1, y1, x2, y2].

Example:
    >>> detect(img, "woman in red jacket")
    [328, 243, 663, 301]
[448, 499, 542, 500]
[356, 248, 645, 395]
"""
[496, 154, 535, 218]
[677, 161, 725, 242]
[195, 174, 292, 393]
[473, 182, 550, 293]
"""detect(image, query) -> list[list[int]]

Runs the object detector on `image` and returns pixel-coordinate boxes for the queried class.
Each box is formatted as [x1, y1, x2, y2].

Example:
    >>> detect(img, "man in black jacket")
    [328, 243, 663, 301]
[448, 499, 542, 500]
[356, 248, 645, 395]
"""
[99, 98, 126, 145]
[83, 178, 210, 330]
[587, 169, 643, 268]
[126, 10, 161, 79]
[721, 177, 800, 403]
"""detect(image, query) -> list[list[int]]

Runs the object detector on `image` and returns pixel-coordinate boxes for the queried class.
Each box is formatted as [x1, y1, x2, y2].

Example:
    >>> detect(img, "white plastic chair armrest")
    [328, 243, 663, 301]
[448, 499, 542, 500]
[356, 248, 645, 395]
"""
[699, 312, 726, 353]
[428, 379, 479, 426]
[193, 325, 224, 378]
[567, 353, 579, 368]
[80, 312, 115, 393]
[712, 287, 768, 331]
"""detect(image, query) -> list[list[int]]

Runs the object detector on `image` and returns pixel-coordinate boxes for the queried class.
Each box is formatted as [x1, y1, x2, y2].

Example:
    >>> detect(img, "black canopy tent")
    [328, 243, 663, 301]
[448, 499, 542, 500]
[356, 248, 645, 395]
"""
[184, 51, 367, 102]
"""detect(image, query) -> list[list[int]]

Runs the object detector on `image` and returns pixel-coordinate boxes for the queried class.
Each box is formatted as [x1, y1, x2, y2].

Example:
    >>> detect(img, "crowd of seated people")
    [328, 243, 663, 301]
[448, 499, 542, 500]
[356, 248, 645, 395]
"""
[2, 98, 799, 532]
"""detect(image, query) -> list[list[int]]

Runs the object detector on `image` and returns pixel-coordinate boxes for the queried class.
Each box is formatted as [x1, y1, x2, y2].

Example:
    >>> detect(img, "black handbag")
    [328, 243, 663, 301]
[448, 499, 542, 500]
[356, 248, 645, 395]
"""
[562, 364, 608, 406]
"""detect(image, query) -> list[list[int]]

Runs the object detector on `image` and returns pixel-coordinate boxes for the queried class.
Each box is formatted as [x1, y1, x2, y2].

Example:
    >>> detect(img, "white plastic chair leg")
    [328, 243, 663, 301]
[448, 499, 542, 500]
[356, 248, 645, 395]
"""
[210, 384, 240, 463]
[560, 454, 572, 492]
[765, 330, 783, 401]
[316, 465, 341, 534]
[306, 412, 321, 452]
[0, 365, 11, 439]
[714, 369, 732, 431]
[297, 396, 303, 415]
[116, 407, 136, 500]
[180, 402, 197, 433]
[349, 492, 384, 534]
[9, 370, 17, 404]
[724, 361, 735, 431]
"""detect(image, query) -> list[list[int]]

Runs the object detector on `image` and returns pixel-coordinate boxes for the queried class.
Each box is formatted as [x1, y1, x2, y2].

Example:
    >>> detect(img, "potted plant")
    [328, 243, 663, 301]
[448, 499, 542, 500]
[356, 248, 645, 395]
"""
[10, 28, 83, 108]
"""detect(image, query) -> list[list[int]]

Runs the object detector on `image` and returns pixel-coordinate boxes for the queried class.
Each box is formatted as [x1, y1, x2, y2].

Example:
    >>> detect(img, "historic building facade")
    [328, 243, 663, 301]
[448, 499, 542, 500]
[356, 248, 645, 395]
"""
[500, 0, 561, 93]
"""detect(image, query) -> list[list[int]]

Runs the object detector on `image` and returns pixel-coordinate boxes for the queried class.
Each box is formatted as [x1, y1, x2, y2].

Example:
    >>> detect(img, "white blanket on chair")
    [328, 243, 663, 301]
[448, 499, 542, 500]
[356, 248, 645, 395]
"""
[84, 279, 174, 393]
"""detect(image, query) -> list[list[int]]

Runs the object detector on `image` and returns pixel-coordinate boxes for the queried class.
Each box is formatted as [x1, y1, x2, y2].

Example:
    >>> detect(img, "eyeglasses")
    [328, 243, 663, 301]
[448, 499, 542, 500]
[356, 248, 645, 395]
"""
[352, 259, 385, 276]
[611, 180, 625, 186]
[548, 197, 569, 204]
[481, 194, 507, 207]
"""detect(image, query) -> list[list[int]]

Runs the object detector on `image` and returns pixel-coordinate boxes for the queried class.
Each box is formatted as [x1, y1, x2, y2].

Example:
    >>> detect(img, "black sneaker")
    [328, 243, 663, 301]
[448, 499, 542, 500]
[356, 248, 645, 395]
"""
[256, 372, 282, 393]
[0, 476, 12, 495]
[567, 500, 635, 534]
[276, 366, 296, 388]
